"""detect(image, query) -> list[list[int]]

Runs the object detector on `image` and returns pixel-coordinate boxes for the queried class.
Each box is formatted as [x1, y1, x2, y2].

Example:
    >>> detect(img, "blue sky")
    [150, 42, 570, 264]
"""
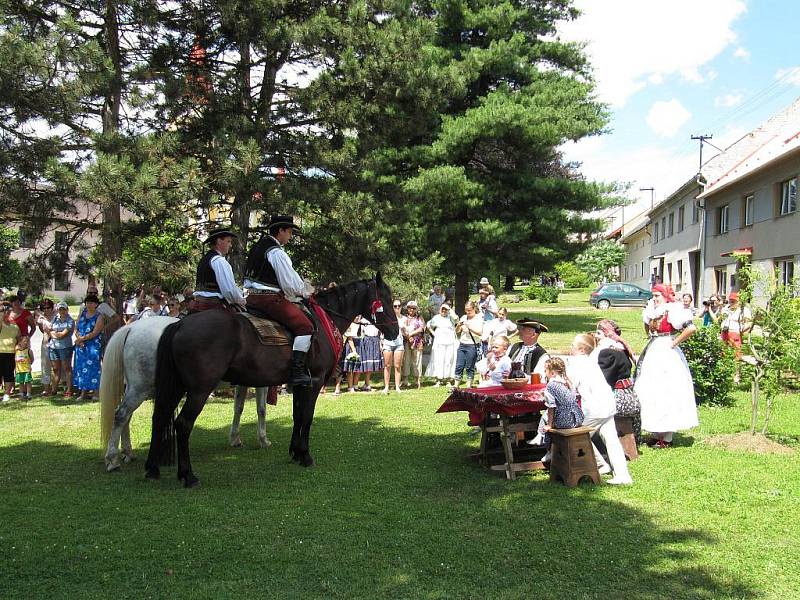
[558, 0, 800, 222]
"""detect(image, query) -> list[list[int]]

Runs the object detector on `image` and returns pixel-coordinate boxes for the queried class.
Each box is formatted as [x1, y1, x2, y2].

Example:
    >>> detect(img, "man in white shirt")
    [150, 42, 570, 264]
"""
[508, 318, 550, 379]
[243, 215, 314, 387]
[192, 227, 247, 311]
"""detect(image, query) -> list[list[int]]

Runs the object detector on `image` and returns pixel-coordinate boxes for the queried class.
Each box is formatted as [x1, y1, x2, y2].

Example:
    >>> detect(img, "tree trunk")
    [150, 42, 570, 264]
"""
[454, 272, 469, 314]
[102, 0, 123, 314]
[504, 273, 515, 291]
[229, 192, 250, 278]
[750, 371, 760, 435]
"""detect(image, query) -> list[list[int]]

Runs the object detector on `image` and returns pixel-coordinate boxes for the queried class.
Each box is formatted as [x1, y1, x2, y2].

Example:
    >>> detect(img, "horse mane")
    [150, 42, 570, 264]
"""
[315, 278, 373, 314]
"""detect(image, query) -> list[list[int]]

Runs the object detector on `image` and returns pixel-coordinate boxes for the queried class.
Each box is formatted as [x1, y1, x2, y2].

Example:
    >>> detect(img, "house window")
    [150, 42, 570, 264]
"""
[18, 227, 36, 249]
[667, 263, 673, 284]
[678, 206, 685, 232]
[776, 257, 795, 288]
[54, 231, 68, 252]
[653, 222, 659, 243]
[54, 270, 71, 291]
[780, 177, 797, 215]
[676, 259, 684, 291]
[718, 204, 729, 234]
[668, 212, 675, 237]
[743, 193, 754, 226]
[691, 200, 700, 224]
[661, 217, 666, 238]
[715, 268, 728, 296]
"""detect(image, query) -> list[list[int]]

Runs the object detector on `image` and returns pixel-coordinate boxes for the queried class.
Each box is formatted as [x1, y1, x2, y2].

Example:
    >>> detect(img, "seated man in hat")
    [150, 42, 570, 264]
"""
[243, 215, 314, 387]
[508, 318, 550, 379]
[192, 226, 246, 312]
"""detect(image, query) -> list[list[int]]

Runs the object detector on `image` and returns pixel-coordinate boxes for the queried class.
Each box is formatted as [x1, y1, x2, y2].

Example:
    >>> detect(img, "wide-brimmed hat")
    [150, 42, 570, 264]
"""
[267, 214, 302, 233]
[204, 226, 238, 245]
[479, 277, 489, 285]
[515, 317, 548, 332]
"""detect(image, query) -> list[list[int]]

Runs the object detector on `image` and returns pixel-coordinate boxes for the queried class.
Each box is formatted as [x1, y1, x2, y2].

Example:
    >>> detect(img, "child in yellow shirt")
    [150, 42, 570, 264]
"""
[15, 336, 33, 400]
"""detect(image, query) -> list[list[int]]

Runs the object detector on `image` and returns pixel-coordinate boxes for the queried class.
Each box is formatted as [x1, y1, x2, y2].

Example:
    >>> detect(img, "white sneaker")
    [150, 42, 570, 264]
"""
[607, 475, 633, 485]
[2, 394, 9, 402]
[598, 464, 612, 475]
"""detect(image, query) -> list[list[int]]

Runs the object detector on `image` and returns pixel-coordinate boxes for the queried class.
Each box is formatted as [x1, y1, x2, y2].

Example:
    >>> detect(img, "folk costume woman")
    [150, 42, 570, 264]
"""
[73, 294, 104, 401]
[425, 303, 457, 386]
[593, 319, 642, 445]
[634, 284, 698, 448]
[357, 317, 383, 390]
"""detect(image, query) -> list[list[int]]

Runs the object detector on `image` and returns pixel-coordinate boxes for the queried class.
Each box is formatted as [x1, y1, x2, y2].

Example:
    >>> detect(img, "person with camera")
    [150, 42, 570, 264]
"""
[700, 294, 723, 327]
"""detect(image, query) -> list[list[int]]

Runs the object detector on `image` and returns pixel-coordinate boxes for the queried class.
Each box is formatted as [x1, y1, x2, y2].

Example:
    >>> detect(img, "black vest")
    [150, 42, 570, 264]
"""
[596, 348, 633, 387]
[244, 236, 281, 288]
[195, 249, 223, 293]
[509, 343, 547, 374]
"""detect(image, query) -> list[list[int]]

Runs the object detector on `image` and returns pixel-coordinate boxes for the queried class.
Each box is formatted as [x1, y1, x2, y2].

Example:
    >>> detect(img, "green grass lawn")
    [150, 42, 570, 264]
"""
[1, 385, 798, 599]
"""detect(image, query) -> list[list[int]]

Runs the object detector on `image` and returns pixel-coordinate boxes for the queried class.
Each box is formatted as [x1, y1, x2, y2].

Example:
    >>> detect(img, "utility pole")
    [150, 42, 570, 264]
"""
[639, 187, 655, 209]
[691, 134, 722, 172]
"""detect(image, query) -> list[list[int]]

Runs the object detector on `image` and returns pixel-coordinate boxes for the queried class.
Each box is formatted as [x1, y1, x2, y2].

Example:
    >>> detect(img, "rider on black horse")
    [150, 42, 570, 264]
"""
[243, 215, 314, 387]
[192, 226, 247, 313]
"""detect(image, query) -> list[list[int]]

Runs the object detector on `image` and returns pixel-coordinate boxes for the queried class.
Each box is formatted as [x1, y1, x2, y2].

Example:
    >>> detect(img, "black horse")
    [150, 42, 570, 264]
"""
[145, 275, 398, 487]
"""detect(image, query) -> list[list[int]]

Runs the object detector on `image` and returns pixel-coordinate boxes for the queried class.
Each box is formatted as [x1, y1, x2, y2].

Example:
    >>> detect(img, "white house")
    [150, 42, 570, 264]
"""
[619, 209, 651, 289]
[647, 178, 705, 303]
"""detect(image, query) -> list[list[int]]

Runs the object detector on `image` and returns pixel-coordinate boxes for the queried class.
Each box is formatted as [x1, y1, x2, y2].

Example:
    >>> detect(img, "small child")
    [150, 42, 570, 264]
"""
[15, 336, 33, 400]
[477, 335, 512, 387]
[541, 358, 583, 453]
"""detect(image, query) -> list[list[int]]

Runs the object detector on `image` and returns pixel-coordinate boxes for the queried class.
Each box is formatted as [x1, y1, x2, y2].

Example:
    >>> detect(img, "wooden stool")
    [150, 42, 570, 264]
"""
[549, 426, 601, 487]
[614, 415, 639, 461]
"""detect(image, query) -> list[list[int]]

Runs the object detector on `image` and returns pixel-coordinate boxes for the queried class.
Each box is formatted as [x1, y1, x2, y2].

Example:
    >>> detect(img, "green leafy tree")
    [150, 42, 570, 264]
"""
[555, 260, 593, 288]
[400, 0, 618, 308]
[0, 226, 22, 288]
[575, 239, 626, 284]
[682, 324, 736, 406]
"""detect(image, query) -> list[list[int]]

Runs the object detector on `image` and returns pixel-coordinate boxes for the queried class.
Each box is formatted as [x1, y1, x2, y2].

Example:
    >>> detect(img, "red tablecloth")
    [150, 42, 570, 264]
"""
[437, 384, 546, 426]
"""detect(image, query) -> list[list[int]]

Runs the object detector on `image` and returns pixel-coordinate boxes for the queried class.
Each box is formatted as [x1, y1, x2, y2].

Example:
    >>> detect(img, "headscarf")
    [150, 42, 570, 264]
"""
[651, 284, 674, 302]
[596, 318, 635, 361]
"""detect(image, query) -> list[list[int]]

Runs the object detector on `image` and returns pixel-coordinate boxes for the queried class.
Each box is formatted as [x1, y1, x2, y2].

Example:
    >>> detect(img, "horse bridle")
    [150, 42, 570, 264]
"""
[315, 280, 398, 334]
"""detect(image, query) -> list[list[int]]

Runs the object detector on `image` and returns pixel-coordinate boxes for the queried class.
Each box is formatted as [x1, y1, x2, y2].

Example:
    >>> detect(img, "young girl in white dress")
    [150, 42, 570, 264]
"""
[476, 335, 512, 387]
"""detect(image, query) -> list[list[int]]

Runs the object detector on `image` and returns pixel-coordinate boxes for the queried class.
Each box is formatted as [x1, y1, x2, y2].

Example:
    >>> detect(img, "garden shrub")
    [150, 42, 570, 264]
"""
[536, 286, 559, 304]
[63, 294, 79, 306]
[682, 324, 736, 406]
[524, 283, 539, 300]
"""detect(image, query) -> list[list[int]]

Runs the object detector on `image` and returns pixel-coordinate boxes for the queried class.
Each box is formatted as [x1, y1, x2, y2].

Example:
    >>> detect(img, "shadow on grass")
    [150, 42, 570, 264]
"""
[0, 409, 757, 600]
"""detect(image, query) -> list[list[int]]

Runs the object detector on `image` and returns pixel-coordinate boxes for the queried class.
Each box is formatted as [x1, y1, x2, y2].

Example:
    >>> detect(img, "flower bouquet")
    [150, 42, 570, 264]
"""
[345, 351, 361, 364]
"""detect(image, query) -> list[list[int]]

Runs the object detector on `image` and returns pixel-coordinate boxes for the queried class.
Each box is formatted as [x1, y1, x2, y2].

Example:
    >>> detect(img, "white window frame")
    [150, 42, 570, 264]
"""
[715, 268, 728, 296]
[744, 193, 754, 226]
[668, 212, 674, 237]
[678, 206, 685, 232]
[776, 257, 795, 288]
[653, 222, 659, 243]
[780, 177, 797, 215]
[718, 204, 729, 234]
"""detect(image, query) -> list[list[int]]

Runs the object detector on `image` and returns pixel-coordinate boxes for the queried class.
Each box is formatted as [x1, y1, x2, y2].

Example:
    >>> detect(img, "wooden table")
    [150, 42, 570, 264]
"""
[437, 384, 547, 480]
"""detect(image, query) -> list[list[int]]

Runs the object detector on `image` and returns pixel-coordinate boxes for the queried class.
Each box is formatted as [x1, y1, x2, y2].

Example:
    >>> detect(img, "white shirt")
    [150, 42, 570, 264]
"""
[567, 354, 616, 421]
[482, 317, 517, 342]
[195, 252, 246, 307]
[244, 236, 309, 301]
[512, 343, 549, 377]
[721, 305, 752, 333]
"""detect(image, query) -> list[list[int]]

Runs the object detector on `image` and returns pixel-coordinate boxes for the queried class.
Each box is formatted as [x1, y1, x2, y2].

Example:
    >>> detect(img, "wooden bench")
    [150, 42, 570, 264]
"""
[614, 415, 639, 461]
[549, 426, 601, 487]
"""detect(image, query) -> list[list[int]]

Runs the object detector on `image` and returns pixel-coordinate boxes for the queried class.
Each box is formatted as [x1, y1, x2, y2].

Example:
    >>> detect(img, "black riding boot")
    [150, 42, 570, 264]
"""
[289, 350, 313, 387]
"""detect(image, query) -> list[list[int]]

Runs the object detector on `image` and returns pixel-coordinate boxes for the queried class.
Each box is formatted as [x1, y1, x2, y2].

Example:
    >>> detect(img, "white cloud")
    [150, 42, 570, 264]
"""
[775, 66, 800, 86]
[646, 100, 692, 137]
[714, 93, 743, 108]
[559, 0, 747, 106]
[734, 47, 750, 60]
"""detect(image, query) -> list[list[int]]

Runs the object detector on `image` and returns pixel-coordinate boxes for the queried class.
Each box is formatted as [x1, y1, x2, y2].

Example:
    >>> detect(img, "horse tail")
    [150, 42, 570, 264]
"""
[151, 321, 184, 467]
[99, 325, 132, 448]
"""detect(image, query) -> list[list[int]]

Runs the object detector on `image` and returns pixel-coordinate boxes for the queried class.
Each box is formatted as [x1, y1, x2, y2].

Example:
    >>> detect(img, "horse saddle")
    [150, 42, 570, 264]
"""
[237, 312, 291, 346]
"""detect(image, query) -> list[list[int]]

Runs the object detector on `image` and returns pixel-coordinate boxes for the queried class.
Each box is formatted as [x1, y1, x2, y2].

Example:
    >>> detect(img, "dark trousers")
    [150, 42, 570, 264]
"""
[454, 343, 478, 381]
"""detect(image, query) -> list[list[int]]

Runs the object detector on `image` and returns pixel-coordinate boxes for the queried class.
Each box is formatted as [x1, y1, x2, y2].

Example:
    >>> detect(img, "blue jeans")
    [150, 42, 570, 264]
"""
[454, 343, 478, 381]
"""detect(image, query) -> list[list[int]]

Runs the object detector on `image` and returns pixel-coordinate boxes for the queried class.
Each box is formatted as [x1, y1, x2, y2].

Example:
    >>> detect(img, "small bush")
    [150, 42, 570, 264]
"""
[682, 324, 736, 405]
[63, 294, 79, 306]
[523, 283, 539, 300]
[536, 286, 559, 304]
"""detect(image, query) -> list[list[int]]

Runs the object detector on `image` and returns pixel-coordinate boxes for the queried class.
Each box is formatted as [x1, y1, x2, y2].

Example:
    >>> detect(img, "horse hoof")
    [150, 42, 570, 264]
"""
[259, 438, 271, 449]
[300, 454, 315, 467]
[230, 438, 243, 448]
[106, 460, 121, 473]
[181, 475, 200, 488]
[122, 453, 134, 464]
[145, 468, 160, 480]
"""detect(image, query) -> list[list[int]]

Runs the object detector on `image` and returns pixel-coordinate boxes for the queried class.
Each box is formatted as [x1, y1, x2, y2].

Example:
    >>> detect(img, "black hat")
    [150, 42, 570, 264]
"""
[515, 317, 548, 332]
[267, 215, 302, 234]
[204, 227, 239, 245]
